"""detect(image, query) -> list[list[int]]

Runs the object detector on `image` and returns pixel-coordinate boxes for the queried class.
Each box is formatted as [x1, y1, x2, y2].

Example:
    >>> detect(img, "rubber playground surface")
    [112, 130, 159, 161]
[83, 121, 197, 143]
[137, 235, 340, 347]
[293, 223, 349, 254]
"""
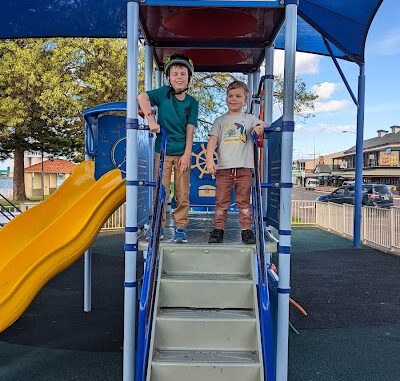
[1, 220, 399, 381]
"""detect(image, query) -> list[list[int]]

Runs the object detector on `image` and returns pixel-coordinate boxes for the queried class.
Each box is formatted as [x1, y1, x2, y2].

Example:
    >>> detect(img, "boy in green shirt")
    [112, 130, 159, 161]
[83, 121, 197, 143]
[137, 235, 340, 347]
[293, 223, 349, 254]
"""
[138, 54, 199, 243]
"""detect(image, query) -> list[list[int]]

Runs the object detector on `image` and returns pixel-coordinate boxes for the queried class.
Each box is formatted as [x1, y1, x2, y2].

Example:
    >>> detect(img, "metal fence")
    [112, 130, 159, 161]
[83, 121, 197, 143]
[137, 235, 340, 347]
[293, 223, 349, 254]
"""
[313, 201, 400, 254]
[7, 199, 398, 254]
[102, 203, 126, 230]
[291, 200, 316, 224]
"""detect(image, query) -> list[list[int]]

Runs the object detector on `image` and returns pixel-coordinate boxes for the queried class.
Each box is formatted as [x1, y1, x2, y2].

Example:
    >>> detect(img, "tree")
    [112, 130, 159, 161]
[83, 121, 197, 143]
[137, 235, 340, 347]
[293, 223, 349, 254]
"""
[0, 38, 132, 200]
[0, 39, 83, 200]
[0, 38, 317, 200]
[273, 74, 318, 123]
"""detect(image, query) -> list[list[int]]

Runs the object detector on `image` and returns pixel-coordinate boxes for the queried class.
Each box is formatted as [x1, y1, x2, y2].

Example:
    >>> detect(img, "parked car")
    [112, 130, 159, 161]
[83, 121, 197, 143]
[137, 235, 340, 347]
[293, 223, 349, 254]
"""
[305, 178, 318, 190]
[385, 184, 398, 195]
[316, 183, 393, 208]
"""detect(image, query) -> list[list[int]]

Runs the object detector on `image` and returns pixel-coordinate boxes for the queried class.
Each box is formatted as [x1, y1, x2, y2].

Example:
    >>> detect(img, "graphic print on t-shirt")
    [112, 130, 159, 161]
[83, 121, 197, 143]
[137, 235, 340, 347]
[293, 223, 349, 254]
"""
[222, 122, 247, 144]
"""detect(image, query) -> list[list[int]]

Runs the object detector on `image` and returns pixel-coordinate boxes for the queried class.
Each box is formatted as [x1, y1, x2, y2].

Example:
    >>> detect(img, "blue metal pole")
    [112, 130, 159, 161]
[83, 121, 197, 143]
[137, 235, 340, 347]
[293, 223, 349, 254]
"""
[84, 126, 92, 313]
[155, 69, 161, 89]
[247, 73, 253, 112]
[277, 2, 298, 380]
[145, 45, 154, 222]
[144, 44, 154, 91]
[253, 70, 261, 117]
[124, 2, 139, 380]
[353, 63, 365, 248]
[263, 45, 274, 243]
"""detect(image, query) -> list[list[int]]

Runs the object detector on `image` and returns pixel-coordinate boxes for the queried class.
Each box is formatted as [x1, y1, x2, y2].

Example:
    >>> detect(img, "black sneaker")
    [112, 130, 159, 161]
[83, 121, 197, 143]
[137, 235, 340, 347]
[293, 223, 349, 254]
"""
[241, 229, 256, 244]
[208, 228, 224, 244]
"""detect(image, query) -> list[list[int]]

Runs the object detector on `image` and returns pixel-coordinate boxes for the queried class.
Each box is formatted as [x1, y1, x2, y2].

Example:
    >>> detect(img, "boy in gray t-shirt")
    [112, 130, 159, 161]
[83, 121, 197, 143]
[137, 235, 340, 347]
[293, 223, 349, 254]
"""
[206, 80, 265, 244]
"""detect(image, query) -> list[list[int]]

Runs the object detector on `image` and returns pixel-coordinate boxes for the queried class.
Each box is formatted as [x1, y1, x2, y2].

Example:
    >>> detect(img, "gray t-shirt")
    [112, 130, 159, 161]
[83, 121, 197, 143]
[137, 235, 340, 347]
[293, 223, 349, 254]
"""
[209, 112, 262, 169]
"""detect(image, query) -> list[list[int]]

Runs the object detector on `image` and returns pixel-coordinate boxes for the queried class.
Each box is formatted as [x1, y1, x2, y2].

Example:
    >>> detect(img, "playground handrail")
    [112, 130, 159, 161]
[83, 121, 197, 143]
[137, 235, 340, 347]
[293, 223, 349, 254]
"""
[0, 193, 22, 223]
[252, 134, 274, 380]
[135, 128, 167, 381]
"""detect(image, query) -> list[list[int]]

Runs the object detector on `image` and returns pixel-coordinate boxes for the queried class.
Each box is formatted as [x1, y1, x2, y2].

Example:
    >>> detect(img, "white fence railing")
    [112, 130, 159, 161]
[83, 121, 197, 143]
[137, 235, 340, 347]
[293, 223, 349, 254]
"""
[291, 200, 316, 224]
[5, 198, 398, 254]
[313, 201, 399, 254]
[103, 202, 400, 254]
[102, 203, 126, 230]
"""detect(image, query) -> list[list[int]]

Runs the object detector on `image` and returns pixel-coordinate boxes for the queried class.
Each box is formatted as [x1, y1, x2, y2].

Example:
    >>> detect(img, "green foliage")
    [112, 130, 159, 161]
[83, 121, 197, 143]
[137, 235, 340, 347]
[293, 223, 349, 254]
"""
[273, 74, 318, 122]
[0, 38, 317, 200]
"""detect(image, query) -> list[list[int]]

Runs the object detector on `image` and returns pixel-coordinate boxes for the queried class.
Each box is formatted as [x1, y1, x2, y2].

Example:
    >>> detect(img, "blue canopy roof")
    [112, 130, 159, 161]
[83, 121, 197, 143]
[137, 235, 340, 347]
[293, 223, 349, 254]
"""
[1, 0, 383, 70]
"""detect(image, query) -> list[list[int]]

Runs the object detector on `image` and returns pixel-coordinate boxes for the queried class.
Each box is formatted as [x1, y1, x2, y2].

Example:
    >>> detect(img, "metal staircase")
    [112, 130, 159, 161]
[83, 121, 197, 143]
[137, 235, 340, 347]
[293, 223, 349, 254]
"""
[145, 243, 264, 381]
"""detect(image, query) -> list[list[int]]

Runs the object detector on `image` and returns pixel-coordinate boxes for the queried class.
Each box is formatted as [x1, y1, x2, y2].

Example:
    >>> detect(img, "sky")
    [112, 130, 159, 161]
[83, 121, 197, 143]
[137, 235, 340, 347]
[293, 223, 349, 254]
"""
[280, 0, 400, 160]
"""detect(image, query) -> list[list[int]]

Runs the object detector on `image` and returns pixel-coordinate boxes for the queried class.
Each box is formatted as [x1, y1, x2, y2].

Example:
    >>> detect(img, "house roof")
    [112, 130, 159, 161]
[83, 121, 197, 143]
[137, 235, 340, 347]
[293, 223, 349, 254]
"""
[25, 159, 76, 174]
[344, 131, 400, 154]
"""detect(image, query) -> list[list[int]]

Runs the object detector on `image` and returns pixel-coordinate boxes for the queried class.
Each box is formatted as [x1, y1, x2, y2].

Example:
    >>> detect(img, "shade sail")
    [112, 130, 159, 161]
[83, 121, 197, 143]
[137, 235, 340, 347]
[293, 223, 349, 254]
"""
[0, 0, 383, 71]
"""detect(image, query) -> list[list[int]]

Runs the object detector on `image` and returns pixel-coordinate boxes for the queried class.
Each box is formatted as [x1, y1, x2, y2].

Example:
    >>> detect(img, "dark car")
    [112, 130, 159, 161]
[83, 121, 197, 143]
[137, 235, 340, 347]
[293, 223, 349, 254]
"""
[316, 183, 393, 208]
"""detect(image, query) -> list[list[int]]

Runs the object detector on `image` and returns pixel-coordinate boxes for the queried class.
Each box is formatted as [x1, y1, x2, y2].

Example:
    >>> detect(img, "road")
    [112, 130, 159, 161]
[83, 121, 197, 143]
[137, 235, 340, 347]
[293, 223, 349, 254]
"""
[292, 186, 400, 207]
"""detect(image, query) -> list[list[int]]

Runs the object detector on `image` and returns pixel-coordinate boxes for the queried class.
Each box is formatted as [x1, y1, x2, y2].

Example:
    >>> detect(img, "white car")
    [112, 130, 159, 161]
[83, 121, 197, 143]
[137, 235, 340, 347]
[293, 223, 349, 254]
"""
[305, 178, 318, 190]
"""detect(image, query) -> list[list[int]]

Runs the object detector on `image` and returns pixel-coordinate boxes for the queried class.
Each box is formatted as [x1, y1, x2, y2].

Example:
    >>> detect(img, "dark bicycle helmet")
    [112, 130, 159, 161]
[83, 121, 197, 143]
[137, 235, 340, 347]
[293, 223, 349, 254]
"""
[164, 54, 194, 78]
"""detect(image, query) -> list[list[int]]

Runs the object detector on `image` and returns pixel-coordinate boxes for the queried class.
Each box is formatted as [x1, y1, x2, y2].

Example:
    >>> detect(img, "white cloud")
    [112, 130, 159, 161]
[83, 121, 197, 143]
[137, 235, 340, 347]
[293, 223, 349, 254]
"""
[272, 51, 321, 76]
[295, 123, 356, 134]
[375, 28, 400, 56]
[311, 82, 341, 100]
[313, 99, 352, 113]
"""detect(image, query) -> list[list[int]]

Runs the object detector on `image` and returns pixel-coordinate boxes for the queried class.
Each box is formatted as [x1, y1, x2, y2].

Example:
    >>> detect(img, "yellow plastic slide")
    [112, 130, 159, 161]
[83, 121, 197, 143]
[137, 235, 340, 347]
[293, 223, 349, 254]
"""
[0, 162, 125, 332]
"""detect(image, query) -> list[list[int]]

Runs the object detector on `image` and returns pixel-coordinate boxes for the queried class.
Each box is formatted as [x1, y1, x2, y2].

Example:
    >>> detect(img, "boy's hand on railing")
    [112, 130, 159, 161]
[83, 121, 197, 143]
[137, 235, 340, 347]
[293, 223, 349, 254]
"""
[178, 153, 191, 174]
[206, 158, 218, 175]
[252, 122, 268, 136]
[148, 120, 161, 133]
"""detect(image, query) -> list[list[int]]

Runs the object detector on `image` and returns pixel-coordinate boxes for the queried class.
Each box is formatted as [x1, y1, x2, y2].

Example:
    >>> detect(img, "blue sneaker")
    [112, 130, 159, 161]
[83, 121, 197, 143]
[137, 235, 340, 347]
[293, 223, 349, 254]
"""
[174, 228, 188, 243]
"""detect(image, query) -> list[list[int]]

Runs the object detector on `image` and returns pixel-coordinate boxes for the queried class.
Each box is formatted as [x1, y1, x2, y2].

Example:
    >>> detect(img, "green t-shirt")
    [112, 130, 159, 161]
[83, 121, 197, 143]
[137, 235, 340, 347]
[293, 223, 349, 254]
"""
[147, 85, 199, 156]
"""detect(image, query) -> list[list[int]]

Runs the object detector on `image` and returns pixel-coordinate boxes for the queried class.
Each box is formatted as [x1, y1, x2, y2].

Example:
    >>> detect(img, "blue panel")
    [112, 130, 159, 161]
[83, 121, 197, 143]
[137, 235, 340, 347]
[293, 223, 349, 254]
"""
[1, 0, 127, 39]
[92, 113, 151, 229]
[275, 16, 350, 61]
[189, 142, 236, 210]
[266, 117, 282, 229]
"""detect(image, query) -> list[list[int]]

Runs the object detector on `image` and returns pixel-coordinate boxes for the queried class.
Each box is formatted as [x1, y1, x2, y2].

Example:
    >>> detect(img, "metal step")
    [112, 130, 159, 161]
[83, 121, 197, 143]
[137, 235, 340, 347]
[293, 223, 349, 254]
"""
[151, 349, 261, 381]
[155, 308, 257, 350]
[161, 245, 252, 275]
[158, 273, 254, 309]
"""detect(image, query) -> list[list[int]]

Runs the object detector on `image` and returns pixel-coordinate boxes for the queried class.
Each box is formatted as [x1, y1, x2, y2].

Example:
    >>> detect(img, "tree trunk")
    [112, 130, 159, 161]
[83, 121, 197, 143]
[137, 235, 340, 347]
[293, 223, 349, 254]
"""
[13, 149, 28, 201]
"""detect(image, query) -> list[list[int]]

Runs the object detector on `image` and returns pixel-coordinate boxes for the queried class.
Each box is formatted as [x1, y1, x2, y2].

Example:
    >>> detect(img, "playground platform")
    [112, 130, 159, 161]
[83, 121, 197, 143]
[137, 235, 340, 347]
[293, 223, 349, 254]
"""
[0, 215, 399, 381]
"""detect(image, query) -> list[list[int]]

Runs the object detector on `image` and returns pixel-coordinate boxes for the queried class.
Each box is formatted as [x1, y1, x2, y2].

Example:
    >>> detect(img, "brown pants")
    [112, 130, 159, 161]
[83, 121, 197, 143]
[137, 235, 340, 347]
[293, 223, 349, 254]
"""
[214, 168, 253, 230]
[154, 153, 190, 228]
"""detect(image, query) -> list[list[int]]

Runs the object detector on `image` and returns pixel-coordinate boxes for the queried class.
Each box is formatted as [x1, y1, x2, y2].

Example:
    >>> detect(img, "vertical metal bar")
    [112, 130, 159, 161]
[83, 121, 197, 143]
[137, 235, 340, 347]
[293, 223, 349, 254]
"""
[124, 2, 139, 380]
[277, 3, 297, 380]
[390, 207, 395, 251]
[353, 64, 365, 248]
[247, 73, 253, 112]
[253, 70, 261, 117]
[144, 44, 154, 91]
[263, 45, 274, 239]
[145, 44, 154, 223]
[155, 69, 162, 89]
[84, 124, 92, 312]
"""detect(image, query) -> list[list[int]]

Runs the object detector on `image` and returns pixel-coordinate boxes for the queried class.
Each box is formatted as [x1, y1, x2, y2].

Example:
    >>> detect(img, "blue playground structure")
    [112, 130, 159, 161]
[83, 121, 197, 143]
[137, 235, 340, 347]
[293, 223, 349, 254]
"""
[0, 1, 385, 380]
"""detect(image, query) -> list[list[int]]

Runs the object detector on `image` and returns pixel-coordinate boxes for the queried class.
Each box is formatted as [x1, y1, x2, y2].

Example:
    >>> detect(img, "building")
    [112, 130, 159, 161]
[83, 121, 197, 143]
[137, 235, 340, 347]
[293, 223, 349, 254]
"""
[292, 151, 344, 186]
[332, 126, 400, 187]
[24, 159, 76, 198]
